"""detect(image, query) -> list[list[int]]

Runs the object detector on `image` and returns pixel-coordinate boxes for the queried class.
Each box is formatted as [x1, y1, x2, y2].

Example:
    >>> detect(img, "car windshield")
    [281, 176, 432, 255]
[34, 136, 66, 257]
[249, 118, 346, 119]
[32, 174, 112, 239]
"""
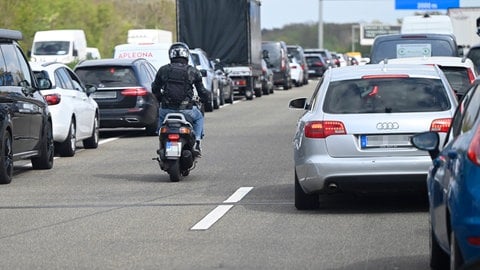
[323, 77, 450, 114]
[33, 41, 70, 55]
[75, 66, 138, 87]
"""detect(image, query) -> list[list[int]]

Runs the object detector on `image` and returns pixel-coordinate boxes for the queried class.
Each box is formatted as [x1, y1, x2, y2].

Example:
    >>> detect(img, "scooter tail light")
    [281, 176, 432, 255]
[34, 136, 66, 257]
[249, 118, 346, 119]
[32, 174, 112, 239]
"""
[168, 134, 180, 141]
[179, 127, 191, 134]
[467, 126, 480, 166]
[305, 121, 346, 138]
[430, 118, 451, 133]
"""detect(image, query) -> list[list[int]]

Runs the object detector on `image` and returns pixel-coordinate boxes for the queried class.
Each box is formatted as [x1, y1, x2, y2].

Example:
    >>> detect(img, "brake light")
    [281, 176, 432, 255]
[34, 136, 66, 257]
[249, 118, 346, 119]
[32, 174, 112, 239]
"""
[467, 69, 476, 84]
[468, 236, 480, 246]
[291, 65, 297, 69]
[233, 79, 247, 86]
[43, 94, 61, 105]
[362, 74, 409, 79]
[121, 87, 148, 96]
[430, 118, 451, 133]
[467, 126, 480, 165]
[168, 134, 180, 141]
[305, 121, 346, 138]
[313, 61, 324, 67]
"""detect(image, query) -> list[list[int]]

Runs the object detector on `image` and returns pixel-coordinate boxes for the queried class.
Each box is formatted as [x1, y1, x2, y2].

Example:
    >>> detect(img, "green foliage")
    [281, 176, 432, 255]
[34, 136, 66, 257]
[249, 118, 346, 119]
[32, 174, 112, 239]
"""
[0, 0, 176, 59]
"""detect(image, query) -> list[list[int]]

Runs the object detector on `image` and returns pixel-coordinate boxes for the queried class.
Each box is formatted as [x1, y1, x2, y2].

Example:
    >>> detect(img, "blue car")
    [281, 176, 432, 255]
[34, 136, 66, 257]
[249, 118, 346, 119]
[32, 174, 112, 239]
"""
[411, 78, 480, 270]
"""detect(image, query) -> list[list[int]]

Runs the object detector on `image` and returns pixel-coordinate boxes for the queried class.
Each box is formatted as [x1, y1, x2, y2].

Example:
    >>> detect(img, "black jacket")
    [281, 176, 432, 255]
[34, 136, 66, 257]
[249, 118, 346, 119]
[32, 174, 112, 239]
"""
[152, 58, 209, 108]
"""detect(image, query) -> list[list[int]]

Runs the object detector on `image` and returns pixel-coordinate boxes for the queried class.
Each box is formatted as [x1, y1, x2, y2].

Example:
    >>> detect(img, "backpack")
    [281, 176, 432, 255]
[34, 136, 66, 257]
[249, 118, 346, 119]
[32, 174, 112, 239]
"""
[163, 63, 191, 105]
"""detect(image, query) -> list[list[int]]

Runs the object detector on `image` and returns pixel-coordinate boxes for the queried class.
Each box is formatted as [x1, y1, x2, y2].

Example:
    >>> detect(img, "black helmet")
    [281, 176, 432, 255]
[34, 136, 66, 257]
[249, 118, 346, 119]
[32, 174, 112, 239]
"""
[169, 42, 190, 60]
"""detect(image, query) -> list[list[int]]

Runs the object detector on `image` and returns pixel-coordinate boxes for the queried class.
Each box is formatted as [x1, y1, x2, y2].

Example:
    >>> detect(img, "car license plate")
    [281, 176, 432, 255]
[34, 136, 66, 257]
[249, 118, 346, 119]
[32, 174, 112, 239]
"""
[360, 134, 411, 148]
[92, 91, 117, 99]
[166, 141, 182, 157]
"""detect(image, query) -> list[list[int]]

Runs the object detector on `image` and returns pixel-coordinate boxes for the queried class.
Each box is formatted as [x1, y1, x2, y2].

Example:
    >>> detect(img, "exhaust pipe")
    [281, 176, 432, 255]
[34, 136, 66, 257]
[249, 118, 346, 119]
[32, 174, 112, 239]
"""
[327, 182, 338, 192]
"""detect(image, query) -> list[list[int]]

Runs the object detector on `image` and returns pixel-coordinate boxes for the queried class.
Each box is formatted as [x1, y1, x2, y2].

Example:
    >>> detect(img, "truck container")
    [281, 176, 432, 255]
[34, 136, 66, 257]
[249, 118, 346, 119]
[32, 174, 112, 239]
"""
[127, 29, 173, 44]
[448, 7, 480, 54]
[113, 43, 171, 70]
[176, 0, 262, 99]
[30, 29, 87, 64]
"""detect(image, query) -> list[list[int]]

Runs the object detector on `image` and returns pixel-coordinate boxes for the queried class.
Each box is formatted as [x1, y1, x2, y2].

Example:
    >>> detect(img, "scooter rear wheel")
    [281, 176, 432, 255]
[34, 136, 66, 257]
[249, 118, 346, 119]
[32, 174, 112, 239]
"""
[167, 160, 182, 182]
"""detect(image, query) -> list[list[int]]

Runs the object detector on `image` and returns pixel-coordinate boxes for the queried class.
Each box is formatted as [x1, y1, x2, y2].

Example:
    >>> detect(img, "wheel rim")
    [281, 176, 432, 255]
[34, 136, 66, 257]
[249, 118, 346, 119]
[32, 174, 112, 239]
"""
[4, 135, 13, 176]
[47, 123, 54, 161]
[93, 116, 99, 144]
[70, 122, 76, 152]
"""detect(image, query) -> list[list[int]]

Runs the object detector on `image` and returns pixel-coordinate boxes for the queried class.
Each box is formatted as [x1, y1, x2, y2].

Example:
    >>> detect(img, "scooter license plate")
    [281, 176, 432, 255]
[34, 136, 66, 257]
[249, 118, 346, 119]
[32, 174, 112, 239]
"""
[166, 142, 182, 157]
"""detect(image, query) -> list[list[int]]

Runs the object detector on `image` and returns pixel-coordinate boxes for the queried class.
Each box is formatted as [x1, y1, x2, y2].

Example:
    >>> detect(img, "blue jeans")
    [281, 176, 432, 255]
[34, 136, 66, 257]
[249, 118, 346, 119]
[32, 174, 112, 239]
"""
[158, 106, 204, 141]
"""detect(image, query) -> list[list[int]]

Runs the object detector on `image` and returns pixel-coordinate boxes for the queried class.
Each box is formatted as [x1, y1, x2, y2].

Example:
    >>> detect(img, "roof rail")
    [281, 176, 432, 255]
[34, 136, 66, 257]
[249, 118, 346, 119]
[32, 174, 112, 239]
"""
[0, 29, 22, 41]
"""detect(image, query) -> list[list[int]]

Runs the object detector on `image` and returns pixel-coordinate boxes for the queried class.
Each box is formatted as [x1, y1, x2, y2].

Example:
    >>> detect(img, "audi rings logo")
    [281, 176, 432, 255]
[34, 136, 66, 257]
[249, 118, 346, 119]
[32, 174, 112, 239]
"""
[376, 122, 399, 130]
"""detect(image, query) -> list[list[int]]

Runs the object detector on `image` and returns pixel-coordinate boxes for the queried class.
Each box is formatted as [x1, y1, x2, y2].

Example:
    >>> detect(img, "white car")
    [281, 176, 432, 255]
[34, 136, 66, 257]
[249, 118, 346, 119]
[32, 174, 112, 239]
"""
[382, 56, 477, 99]
[30, 62, 99, 157]
[289, 57, 304, 87]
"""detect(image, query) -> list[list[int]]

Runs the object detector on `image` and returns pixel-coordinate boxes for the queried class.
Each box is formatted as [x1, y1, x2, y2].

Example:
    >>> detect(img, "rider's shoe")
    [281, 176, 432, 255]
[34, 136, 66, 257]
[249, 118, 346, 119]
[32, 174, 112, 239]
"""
[193, 140, 202, 157]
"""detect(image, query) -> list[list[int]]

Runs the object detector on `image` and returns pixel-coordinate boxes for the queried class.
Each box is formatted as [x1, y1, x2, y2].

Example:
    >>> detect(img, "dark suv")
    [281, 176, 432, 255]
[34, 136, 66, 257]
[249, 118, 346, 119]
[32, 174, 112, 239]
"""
[262, 41, 292, 90]
[370, 33, 459, 64]
[74, 58, 160, 135]
[0, 29, 54, 184]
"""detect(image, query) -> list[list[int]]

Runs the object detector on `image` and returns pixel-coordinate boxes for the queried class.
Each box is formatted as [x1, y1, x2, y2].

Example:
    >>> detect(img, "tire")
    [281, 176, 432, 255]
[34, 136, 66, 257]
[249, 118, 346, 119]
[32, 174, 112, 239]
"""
[254, 88, 262, 97]
[83, 114, 99, 149]
[0, 131, 13, 184]
[295, 172, 319, 210]
[430, 227, 449, 270]
[450, 231, 464, 270]
[204, 92, 214, 112]
[167, 160, 182, 182]
[31, 120, 54, 170]
[58, 120, 76, 157]
[226, 89, 234, 104]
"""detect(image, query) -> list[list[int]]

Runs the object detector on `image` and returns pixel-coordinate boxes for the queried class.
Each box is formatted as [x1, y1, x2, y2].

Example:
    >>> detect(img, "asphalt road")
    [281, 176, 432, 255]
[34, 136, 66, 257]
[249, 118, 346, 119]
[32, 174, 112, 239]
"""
[0, 81, 430, 269]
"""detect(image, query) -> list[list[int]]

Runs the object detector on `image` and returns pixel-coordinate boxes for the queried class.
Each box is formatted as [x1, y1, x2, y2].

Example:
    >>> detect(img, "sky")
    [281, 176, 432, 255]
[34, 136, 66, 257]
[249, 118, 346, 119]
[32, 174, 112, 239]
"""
[260, 0, 479, 29]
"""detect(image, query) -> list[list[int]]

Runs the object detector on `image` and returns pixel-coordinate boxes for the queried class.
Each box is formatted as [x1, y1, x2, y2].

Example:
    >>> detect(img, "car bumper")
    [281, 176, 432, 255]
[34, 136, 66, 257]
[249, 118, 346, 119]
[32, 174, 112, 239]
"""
[295, 155, 431, 194]
[98, 107, 157, 128]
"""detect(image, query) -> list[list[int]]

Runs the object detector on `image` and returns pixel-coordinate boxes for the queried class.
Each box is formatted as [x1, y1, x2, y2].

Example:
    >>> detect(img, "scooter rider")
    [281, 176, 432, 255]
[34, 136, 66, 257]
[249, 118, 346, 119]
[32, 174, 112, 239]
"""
[152, 42, 209, 156]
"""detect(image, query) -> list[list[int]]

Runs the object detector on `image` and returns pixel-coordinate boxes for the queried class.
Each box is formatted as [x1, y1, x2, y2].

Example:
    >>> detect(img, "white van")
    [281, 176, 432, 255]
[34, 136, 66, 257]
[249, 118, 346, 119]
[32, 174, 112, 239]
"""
[30, 29, 87, 64]
[86, 47, 101, 59]
[127, 29, 172, 44]
[113, 43, 171, 70]
[401, 15, 454, 35]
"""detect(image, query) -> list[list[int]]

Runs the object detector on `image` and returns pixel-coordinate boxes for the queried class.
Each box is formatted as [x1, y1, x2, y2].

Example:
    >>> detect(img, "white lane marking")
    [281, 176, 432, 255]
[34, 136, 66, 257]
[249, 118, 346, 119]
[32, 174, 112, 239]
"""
[224, 186, 254, 203]
[99, 137, 119, 145]
[191, 186, 253, 231]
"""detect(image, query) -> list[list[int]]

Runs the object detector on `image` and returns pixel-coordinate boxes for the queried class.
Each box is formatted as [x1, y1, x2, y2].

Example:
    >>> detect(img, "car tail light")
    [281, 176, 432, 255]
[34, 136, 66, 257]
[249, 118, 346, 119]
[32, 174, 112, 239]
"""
[291, 65, 297, 69]
[430, 118, 451, 133]
[304, 121, 346, 138]
[301, 64, 306, 70]
[121, 87, 148, 96]
[43, 94, 61, 105]
[468, 236, 480, 246]
[233, 79, 247, 86]
[467, 125, 480, 165]
[467, 69, 476, 84]
[168, 134, 180, 141]
[313, 61, 324, 67]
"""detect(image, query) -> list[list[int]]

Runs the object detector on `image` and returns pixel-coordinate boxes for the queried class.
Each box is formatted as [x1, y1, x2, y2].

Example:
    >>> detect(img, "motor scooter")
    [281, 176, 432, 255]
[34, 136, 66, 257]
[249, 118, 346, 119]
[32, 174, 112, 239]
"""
[154, 113, 197, 182]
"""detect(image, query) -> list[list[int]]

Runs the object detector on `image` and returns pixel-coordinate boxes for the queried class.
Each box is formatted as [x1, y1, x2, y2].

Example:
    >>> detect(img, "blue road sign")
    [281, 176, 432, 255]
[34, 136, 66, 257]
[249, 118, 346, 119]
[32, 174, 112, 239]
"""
[395, 0, 459, 10]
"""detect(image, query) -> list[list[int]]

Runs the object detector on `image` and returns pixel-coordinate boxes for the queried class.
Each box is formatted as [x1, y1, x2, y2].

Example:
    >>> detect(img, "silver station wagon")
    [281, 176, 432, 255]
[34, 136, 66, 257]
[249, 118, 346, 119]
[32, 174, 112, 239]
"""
[289, 64, 458, 210]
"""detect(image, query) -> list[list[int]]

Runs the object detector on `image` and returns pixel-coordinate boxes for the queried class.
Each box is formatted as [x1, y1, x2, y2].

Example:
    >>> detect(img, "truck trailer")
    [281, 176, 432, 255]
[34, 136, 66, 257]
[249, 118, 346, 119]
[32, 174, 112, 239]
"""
[176, 0, 263, 100]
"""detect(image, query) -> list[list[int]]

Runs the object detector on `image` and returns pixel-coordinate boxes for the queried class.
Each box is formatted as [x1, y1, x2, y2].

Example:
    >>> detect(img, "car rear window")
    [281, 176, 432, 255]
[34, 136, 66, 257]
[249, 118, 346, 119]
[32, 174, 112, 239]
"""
[371, 39, 456, 63]
[323, 77, 450, 114]
[439, 66, 472, 95]
[75, 66, 138, 87]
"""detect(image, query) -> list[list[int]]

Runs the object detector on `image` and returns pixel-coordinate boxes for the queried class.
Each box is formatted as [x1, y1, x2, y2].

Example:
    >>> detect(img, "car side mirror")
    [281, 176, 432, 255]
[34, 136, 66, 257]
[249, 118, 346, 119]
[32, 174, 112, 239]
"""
[289, 98, 308, 109]
[410, 131, 440, 160]
[200, 69, 207, 77]
[85, 84, 97, 95]
[37, 78, 52, 90]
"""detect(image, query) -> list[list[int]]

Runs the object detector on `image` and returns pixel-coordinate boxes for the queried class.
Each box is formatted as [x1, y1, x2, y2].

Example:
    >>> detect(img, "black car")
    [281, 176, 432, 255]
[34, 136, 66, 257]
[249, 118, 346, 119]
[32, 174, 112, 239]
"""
[262, 41, 292, 90]
[0, 29, 54, 184]
[369, 33, 459, 64]
[74, 58, 160, 135]
[305, 54, 328, 78]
